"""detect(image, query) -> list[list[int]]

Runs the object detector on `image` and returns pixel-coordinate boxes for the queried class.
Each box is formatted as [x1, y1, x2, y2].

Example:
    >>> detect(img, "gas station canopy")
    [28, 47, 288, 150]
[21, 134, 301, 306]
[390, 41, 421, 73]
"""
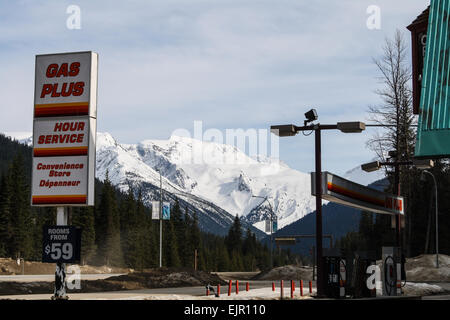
[311, 172, 404, 216]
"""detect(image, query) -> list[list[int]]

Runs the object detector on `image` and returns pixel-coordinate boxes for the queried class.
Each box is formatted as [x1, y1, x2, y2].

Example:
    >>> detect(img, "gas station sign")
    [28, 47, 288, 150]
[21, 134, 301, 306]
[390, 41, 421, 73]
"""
[34, 51, 97, 118]
[31, 52, 97, 206]
[32, 117, 95, 157]
[311, 172, 404, 215]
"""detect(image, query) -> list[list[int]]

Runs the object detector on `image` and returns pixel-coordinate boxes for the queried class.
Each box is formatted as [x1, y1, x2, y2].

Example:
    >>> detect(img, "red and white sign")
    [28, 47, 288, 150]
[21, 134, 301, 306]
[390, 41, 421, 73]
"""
[32, 156, 89, 205]
[34, 51, 97, 118]
[33, 117, 96, 157]
[31, 51, 97, 207]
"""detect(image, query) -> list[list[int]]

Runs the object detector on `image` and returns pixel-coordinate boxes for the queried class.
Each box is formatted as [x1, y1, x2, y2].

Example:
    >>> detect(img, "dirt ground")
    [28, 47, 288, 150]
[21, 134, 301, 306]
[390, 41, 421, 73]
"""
[0, 258, 131, 275]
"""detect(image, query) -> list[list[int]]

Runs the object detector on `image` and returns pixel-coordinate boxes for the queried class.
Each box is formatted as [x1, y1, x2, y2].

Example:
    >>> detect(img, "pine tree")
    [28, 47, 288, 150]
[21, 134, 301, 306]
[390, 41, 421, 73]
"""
[190, 210, 201, 251]
[164, 218, 181, 268]
[217, 243, 230, 271]
[71, 206, 96, 265]
[8, 154, 33, 259]
[182, 206, 193, 267]
[96, 172, 123, 266]
[120, 187, 142, 269]
[171, 200, 185, 266]
[225, 215, 243, 255]
[0, 174, 12, 256]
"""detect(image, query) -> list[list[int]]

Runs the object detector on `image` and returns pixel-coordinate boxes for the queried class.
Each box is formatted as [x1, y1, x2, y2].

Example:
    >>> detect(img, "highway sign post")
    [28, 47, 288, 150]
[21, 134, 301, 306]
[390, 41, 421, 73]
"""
[31, 51, 98, 300]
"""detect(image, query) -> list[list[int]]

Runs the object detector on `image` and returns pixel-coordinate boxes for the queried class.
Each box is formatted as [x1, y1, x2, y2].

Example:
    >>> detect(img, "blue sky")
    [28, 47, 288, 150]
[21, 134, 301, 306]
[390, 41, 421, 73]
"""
[0, 0, 430, 175]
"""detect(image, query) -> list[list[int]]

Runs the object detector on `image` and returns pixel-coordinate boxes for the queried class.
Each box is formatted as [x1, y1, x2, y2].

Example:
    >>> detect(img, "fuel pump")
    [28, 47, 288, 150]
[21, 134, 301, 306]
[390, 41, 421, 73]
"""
[323, 248, 346, 298]
[382, 247, 403, 296]
[350, 251, 376, 298]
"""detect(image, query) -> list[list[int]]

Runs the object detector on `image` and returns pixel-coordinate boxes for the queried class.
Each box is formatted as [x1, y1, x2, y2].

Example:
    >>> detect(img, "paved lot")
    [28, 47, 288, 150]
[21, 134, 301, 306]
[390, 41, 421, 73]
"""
[0, 274, 124, 282]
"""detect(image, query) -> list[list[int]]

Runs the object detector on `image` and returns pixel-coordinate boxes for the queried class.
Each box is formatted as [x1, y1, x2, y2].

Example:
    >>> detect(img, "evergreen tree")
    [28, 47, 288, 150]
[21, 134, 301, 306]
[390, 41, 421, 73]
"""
[120, 187, 142, 269]
[171, 200, 185, 266]
[163, 216, 181, 268]
[225, 215, 243, 254]
[96, 172, 123, 266]
[217, 243, 230, 271]
[190, 210, 201, 251]
[182, 206, 193, 267]
[0, 174, 12, 256]
[71, 206, 96, 265]
[8, 154, 33, 259]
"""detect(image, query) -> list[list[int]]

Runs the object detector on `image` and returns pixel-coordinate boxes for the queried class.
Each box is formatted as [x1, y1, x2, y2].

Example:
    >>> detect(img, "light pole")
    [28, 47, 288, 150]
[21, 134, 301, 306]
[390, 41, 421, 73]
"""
[271, 109, 365, 297]
[155, 169, 163, 268]
[252, 195, 275, 269]
[421, 170, 439, 268]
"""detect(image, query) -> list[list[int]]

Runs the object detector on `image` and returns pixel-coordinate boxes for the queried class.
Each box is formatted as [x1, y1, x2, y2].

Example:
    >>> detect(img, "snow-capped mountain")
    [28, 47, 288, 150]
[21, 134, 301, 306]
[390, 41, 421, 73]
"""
[96, 132, 316, 233]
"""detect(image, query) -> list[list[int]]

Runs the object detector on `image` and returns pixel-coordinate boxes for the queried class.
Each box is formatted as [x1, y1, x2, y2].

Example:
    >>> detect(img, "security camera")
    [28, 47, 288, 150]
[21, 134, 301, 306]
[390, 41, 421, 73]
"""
[304, 109, 318, 126]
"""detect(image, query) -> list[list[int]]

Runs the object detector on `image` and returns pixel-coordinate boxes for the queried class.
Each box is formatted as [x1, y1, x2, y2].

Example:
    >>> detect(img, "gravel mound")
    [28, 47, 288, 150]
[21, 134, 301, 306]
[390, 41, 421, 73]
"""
[106, 268, 227, 288]
[252, 265, 313, 281]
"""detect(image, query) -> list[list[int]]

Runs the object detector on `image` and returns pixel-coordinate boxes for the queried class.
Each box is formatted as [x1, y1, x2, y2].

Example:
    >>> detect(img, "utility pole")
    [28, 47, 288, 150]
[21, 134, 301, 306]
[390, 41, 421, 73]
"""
[422, 170, 439, 268]
[314, 125, 324, 297]
[394, 162, 401, 250]
[159, 170, 163, 268]
[194, 249, 198, 271]
[269, 202, 274, 269]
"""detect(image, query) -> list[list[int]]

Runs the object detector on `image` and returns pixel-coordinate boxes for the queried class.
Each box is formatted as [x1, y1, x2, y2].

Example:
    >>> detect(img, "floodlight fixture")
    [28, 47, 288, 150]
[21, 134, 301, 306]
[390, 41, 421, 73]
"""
[413, 159, 434, 170]
[361, 161, 381, 172]
[270, 124, 297, 137]
[336, 122, 366, 133]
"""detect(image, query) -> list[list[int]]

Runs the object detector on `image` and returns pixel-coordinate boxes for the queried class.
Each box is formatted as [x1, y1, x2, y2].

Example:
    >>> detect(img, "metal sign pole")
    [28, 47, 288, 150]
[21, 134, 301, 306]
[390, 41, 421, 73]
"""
[315, 127, 324, 297]
[159, 172, 163, 268]
[52, 206, 68, 300]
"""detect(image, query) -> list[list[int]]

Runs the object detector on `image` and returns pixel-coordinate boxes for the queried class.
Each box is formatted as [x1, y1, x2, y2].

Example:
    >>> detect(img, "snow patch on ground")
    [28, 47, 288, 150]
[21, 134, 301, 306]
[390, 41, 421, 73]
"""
[403, 282, 445, 296]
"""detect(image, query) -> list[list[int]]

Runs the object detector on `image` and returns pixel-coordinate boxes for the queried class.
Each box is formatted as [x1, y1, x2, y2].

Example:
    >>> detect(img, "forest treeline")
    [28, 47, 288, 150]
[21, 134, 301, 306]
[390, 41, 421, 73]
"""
[0, 134, 297, 271]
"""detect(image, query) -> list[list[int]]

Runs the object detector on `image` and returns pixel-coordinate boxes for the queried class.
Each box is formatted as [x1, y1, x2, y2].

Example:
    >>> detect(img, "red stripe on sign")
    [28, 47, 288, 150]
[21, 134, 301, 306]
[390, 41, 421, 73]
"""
[34, 102, 89, 117]
[32, 195, 87, 205]
[327, 182, 385, 207]
[34, 106, 89, 117]
[33, 147, 88, 157]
